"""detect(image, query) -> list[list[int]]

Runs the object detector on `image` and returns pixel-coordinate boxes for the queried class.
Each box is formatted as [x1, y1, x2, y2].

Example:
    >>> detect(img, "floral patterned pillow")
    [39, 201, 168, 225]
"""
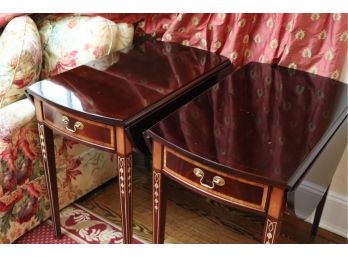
[0, 16, 42, 108]
[38, 15, 134, 78]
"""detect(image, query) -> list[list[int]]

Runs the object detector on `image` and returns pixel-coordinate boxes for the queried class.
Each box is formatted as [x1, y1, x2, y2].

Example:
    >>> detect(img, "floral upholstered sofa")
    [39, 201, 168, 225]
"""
[0, 14, 134, 243]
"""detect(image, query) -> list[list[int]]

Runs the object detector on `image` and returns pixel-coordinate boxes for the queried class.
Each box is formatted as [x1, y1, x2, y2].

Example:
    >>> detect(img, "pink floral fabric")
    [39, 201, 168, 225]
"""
[0, 103, 116, 243]
[0, 14, 24, 28]
[0, 100, 37, 197]
[37, 14, 134, 78]
[0, 15, 42, 108]
[115, 13, 347, 80]
[0, 14, 134, 243]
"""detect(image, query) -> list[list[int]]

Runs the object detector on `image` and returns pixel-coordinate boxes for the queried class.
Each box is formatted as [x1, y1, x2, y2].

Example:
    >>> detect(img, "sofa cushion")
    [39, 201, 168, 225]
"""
[0, 16, 42, 108]
[0, 122, 116, 243]
[0, 98, 35, 142]
[38, 15, 134, 78]
[0, 13, 24, 28]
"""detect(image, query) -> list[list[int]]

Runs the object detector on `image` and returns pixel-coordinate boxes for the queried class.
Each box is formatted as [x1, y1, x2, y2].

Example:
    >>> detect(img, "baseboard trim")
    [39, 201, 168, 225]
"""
[301, 181, 348, 238]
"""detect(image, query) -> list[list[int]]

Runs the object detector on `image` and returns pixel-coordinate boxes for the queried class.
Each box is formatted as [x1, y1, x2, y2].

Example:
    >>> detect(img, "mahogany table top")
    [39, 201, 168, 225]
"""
[27, 38, 231, 127]
[146, 62, 347, 187]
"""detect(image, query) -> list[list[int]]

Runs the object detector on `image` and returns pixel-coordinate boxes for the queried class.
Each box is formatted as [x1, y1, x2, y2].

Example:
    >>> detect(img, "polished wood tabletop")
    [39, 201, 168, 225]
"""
[27, 39, 230, 126]
[27, 38, 231, 153]
[146, 62, 347, 243]
[146, 62, 347, 188]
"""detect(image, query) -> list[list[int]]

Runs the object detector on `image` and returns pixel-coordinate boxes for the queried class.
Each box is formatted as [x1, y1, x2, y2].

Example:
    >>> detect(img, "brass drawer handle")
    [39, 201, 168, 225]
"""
[61, 115, 84, 133]
[193, 168, 225, 189]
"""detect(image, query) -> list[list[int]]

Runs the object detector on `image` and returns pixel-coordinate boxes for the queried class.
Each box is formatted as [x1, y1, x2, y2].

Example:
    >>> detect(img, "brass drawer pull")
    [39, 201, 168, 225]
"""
[193, 167, 225, 189]
[62, 115, 84, 133]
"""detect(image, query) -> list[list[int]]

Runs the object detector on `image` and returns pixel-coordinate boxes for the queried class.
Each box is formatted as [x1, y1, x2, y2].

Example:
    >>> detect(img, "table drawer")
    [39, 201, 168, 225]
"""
[163, 147, 268, 212]
[42, 103, 115, 149]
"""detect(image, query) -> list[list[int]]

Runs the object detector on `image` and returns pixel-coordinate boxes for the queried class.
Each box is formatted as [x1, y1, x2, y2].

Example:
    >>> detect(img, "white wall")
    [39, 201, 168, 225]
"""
[306, 54, 348, 238]
[331, 55, 348, 196]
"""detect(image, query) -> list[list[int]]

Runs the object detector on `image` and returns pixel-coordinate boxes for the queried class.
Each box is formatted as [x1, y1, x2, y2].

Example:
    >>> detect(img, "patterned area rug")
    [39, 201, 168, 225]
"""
[15, 203, 145, 244]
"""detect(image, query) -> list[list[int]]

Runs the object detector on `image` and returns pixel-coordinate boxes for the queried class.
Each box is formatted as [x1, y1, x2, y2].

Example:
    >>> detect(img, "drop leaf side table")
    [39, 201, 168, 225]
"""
[26, 38, 232, 243]
[146, 62, 347, 243]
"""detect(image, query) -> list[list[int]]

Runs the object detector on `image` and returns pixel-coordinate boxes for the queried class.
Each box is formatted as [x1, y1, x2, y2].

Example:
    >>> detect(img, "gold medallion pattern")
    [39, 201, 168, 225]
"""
[302, 48, 312, 58]
[266, 18, 274, 28]
[254, 34, 261, 44]
[131, 13, 346, 79]
[295, 29, 305, 40]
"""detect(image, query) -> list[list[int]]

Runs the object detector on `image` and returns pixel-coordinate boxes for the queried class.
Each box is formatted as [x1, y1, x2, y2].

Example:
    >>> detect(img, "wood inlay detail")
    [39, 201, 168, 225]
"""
[37, 123, 61, 237]
[38, 124, 47, 159]
[264, 218, 278, 244]
[153, 172, 161, 212]
[118, 156, 125, 195]
[118, 155, 132, 196]
[34, 98, 43, 122]
[127, 156, 132, 195]
[117, 153, 132, 243]
[43, 103, 115, 149]
[163, 147, 268, 211]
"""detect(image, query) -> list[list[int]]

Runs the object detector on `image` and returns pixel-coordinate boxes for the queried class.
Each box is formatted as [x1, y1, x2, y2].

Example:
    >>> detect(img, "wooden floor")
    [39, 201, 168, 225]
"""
[77, 153, 347, 244]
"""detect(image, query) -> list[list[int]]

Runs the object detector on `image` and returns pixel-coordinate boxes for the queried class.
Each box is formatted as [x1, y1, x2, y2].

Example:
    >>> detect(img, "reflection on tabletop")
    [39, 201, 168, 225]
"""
[149, 62, 347, 185]
[31, 39, 227, 120]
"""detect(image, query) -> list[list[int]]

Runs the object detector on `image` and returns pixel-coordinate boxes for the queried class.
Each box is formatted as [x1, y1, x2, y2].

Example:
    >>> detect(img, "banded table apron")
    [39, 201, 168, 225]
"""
[26, 38, 232, 243]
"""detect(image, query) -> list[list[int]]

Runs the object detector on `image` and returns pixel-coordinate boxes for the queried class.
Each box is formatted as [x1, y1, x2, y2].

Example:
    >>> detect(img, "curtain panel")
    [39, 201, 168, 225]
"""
[107, 13, 347, 80]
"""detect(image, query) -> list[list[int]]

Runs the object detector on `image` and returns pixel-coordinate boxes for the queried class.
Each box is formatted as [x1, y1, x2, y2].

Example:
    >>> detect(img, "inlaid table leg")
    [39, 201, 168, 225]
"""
[263, 187, 285, 244]
[37, 123, 61, 238]
[152, 141, 167, 244]
[116, 127, 133, 244]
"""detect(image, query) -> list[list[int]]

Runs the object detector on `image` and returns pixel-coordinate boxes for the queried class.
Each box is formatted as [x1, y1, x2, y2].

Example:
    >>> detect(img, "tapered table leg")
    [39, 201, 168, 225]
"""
[152, 141, 167, 244]
[310, 186, 329, 241]
[38, 123, 61, 238]
[116, 127, 133, 244]
[263, 187, 285, 244]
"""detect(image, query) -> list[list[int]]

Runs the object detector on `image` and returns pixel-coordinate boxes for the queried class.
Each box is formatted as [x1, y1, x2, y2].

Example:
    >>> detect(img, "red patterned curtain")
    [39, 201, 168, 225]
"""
[107, 13, 347, 80]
